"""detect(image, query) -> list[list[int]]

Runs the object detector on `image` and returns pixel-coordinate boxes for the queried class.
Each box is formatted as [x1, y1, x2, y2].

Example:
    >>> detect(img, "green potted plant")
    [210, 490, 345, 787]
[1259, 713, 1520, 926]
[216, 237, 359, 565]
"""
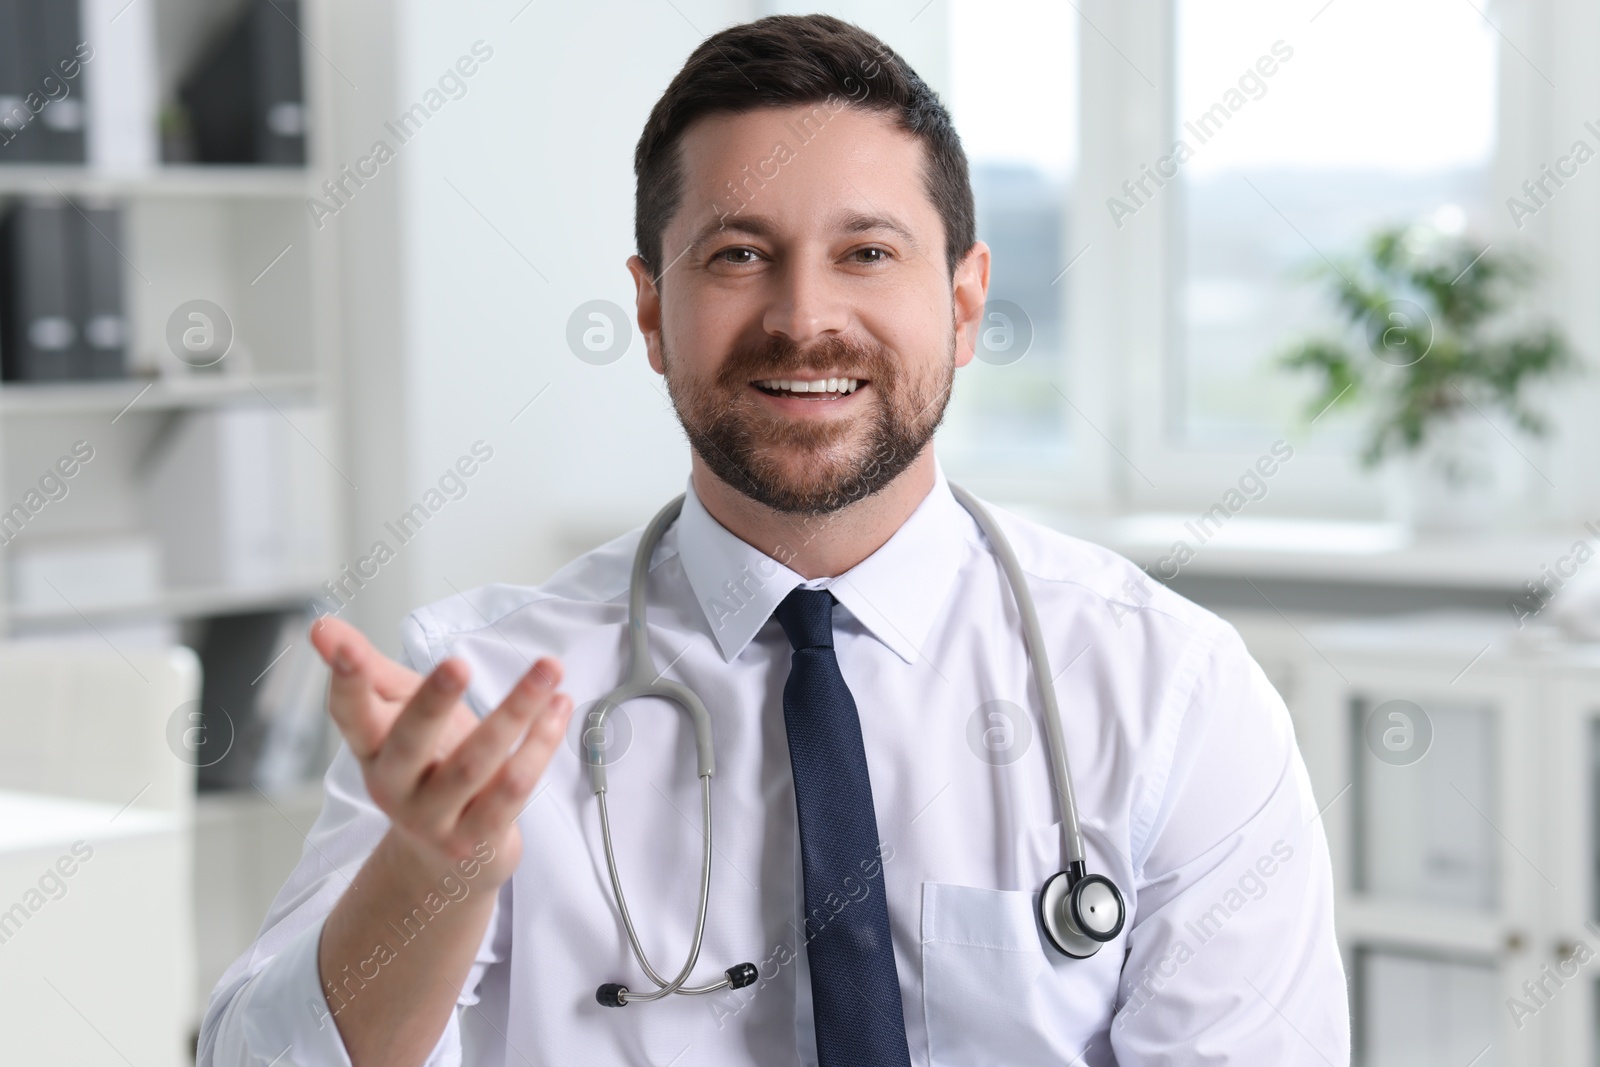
[1279, 221, 1576, 532]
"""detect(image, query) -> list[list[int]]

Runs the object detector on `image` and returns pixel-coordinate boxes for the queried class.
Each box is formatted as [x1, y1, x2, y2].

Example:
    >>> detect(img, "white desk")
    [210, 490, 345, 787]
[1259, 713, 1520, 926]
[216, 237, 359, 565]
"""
[0, 790, 192, 1067]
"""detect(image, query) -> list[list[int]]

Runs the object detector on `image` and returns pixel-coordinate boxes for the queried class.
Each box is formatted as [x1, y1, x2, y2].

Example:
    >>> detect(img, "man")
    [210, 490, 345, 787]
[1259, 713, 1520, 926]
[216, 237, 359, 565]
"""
[201, 14, 1347, 1066]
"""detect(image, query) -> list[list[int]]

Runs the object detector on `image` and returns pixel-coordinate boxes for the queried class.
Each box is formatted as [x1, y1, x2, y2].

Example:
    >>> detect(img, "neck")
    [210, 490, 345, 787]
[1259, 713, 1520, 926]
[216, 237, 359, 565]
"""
[690, 450, 938, 580]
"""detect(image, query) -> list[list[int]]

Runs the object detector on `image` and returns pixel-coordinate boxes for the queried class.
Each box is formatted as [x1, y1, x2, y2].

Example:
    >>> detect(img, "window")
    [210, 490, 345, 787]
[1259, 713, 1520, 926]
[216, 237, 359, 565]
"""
[1172, 0, 1498, 445]
[942, 0, 1078, 472]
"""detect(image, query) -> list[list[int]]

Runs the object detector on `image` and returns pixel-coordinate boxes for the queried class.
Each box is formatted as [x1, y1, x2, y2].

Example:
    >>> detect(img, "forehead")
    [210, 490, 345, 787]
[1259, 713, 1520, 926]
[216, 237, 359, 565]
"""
[670, 104, 938, 239]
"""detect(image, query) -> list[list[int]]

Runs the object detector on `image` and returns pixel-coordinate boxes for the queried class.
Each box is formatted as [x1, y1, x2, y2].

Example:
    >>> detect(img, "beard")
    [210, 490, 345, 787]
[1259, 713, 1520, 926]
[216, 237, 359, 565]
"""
[661, 328, 956, 516]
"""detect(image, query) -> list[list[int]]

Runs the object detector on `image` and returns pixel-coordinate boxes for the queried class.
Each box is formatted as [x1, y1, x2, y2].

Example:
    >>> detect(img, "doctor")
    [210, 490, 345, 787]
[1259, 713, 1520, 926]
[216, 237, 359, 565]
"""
[200, 13, 1347, 1066]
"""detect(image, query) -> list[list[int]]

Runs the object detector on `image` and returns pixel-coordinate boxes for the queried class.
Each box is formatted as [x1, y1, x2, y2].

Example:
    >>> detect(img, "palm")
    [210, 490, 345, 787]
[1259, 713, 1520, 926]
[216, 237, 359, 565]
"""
[308, 612, 571, 883]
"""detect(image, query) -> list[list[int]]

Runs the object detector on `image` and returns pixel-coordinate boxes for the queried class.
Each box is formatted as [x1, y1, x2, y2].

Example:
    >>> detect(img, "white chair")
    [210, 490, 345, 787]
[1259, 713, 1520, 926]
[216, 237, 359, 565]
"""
[0, 641, 199, 1067]
[0, 641, 198, 816]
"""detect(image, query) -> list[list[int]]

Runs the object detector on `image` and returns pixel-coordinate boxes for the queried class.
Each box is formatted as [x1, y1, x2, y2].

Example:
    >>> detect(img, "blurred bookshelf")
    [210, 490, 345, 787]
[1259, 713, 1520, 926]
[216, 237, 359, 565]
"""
[0, 0, 341, 652]
[0, 164, 312, 199]
[0, 370, 321, 413]
[0, 2, 340, 633]
[0, 0, 344, 1032]
[6, 578, 321, 625]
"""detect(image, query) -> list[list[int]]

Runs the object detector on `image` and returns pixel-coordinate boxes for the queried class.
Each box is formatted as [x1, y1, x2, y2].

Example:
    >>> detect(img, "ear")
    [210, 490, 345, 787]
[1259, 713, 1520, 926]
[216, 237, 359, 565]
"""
[627, 255, 665, 374]
[950, 240, 991, 370]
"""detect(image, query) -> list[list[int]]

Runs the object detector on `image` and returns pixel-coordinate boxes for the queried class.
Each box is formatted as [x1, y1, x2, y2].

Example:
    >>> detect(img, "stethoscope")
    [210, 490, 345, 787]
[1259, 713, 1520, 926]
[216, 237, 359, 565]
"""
[587, 484, 1126, 1008]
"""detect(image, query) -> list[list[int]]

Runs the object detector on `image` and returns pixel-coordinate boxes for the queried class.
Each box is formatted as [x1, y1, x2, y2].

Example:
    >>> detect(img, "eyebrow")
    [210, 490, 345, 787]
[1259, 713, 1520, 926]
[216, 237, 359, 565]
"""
[682, 209, 923, 259]
[838, 210, 921, 248]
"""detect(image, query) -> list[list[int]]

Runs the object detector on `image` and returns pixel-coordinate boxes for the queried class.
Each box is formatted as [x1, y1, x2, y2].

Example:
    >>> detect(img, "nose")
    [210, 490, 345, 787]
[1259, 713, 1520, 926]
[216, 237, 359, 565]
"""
[761, 254, 850, 345]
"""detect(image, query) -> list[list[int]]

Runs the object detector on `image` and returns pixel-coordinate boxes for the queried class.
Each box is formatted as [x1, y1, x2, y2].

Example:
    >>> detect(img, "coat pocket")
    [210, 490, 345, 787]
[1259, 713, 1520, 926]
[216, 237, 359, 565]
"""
[920, 881, 1079, 1065]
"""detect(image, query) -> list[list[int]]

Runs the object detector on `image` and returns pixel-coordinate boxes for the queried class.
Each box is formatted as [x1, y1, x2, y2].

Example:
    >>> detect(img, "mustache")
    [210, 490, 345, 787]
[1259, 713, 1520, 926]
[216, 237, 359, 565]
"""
[713, 334, 899, 390]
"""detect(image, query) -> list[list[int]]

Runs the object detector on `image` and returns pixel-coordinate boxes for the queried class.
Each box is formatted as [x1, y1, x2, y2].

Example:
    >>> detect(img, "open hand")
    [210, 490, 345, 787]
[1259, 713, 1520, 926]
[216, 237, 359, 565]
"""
[309, 615, 574, 882]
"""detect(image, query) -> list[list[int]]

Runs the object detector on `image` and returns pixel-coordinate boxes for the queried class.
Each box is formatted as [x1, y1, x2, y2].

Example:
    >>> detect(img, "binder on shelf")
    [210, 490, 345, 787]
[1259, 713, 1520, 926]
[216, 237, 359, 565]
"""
[0, 199, 80, 382]
[194, 609, 281, 791]
[252, 608, 333, 791]
[195, 607, 332, 792]
[0, 197, 126, 381]
[140, 406, 290, 590]
[180, 0, 307, 166]
[0, 1, 29, 162]
[138, 402, 332, 590]
[15, 0, 86, 163]
[6, 533, 162, 614]
[77, 198, 127, 379]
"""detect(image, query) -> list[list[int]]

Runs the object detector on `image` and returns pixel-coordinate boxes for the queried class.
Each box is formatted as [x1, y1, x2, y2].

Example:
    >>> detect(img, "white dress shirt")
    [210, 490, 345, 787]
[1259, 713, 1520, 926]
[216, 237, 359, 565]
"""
[199, 459, 1348, 1066]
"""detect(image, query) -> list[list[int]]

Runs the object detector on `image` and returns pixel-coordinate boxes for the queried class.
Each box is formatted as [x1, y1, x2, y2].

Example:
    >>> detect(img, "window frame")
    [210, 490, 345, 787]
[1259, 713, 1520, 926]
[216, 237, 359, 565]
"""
[1053, 0, 1571, 520]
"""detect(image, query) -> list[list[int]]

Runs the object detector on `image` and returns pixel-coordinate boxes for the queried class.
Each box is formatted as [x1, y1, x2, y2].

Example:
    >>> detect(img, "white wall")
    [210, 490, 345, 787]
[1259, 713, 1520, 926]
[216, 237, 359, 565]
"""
[329, 0, 777, 656]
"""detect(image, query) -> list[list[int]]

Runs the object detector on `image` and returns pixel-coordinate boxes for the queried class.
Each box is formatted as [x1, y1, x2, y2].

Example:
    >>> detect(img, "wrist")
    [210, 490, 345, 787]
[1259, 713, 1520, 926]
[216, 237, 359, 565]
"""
[376, 826, 518, 899]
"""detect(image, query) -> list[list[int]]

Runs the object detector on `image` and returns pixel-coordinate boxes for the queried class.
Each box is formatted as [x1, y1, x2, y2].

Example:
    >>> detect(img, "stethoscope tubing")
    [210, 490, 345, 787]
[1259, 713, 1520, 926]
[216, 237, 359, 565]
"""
[946, 483, 1088, 870]
[595, 778, 728, 1002]
[587, 483, 1103, 1003]
[589, 492, 725, 1004]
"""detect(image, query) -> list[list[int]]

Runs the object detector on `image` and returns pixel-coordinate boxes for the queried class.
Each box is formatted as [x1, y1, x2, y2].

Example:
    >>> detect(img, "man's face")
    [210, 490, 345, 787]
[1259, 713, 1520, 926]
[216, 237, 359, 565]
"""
[629, 104, 988, 515]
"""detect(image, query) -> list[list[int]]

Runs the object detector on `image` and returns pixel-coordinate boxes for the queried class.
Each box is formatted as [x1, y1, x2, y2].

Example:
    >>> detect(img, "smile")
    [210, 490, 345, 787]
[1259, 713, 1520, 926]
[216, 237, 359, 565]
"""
[753, 377, 862, 398]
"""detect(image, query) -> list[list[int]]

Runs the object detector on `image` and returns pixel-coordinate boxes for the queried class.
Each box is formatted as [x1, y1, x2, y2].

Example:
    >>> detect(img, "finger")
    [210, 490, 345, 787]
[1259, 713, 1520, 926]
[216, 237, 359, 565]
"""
[526, 655, 563, 691]
[414, 658, 565, 821]
[311, 615, 422, 702]
[322, 635, 390, 759]
[456, 690, 574, 843]
[373, 658, 473, 789]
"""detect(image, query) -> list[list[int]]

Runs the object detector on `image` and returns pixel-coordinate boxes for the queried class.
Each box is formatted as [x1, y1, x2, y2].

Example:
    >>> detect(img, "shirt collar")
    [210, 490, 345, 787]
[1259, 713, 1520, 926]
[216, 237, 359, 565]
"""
[676, 458, 969, 665]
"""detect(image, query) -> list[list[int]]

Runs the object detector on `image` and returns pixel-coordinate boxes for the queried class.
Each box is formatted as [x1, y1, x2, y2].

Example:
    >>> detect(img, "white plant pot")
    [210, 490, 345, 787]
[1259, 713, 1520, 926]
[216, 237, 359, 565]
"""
[1383, 408, 1521, 536]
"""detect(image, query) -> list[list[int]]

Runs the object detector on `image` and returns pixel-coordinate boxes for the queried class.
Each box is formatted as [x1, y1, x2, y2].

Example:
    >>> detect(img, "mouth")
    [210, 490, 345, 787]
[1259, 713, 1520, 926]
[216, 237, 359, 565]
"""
[751, 376, 865, 400]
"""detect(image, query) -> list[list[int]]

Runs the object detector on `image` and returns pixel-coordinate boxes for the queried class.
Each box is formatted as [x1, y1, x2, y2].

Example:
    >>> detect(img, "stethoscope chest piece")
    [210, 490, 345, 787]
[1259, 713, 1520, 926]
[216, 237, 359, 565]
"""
[1039, 864, 1126, 959]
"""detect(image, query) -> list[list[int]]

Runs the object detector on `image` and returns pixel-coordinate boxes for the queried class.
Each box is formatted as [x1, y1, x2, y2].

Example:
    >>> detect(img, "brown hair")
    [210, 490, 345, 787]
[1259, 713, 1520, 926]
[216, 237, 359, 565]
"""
[633, 14, 975, 283]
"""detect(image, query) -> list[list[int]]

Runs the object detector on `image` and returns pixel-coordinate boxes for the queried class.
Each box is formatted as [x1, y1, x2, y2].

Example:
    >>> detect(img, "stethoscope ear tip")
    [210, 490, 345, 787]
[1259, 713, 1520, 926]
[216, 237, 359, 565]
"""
[597, 963, 757, 1006]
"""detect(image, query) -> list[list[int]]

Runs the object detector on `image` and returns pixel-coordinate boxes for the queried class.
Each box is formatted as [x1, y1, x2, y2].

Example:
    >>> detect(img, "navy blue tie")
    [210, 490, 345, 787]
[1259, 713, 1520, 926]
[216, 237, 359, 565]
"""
[774, 587, 912, 1067]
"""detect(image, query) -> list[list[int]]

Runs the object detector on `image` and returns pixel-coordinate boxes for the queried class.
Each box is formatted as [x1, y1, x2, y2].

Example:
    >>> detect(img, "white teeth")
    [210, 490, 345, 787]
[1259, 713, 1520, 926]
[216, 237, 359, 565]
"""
[755, 378, 861, 394]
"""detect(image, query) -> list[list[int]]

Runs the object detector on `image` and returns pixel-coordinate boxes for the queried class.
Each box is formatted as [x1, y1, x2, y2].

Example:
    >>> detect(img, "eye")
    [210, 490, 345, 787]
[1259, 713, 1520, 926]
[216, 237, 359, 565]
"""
[850, 246, 891, 265]
[713, 247, 761, 265]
